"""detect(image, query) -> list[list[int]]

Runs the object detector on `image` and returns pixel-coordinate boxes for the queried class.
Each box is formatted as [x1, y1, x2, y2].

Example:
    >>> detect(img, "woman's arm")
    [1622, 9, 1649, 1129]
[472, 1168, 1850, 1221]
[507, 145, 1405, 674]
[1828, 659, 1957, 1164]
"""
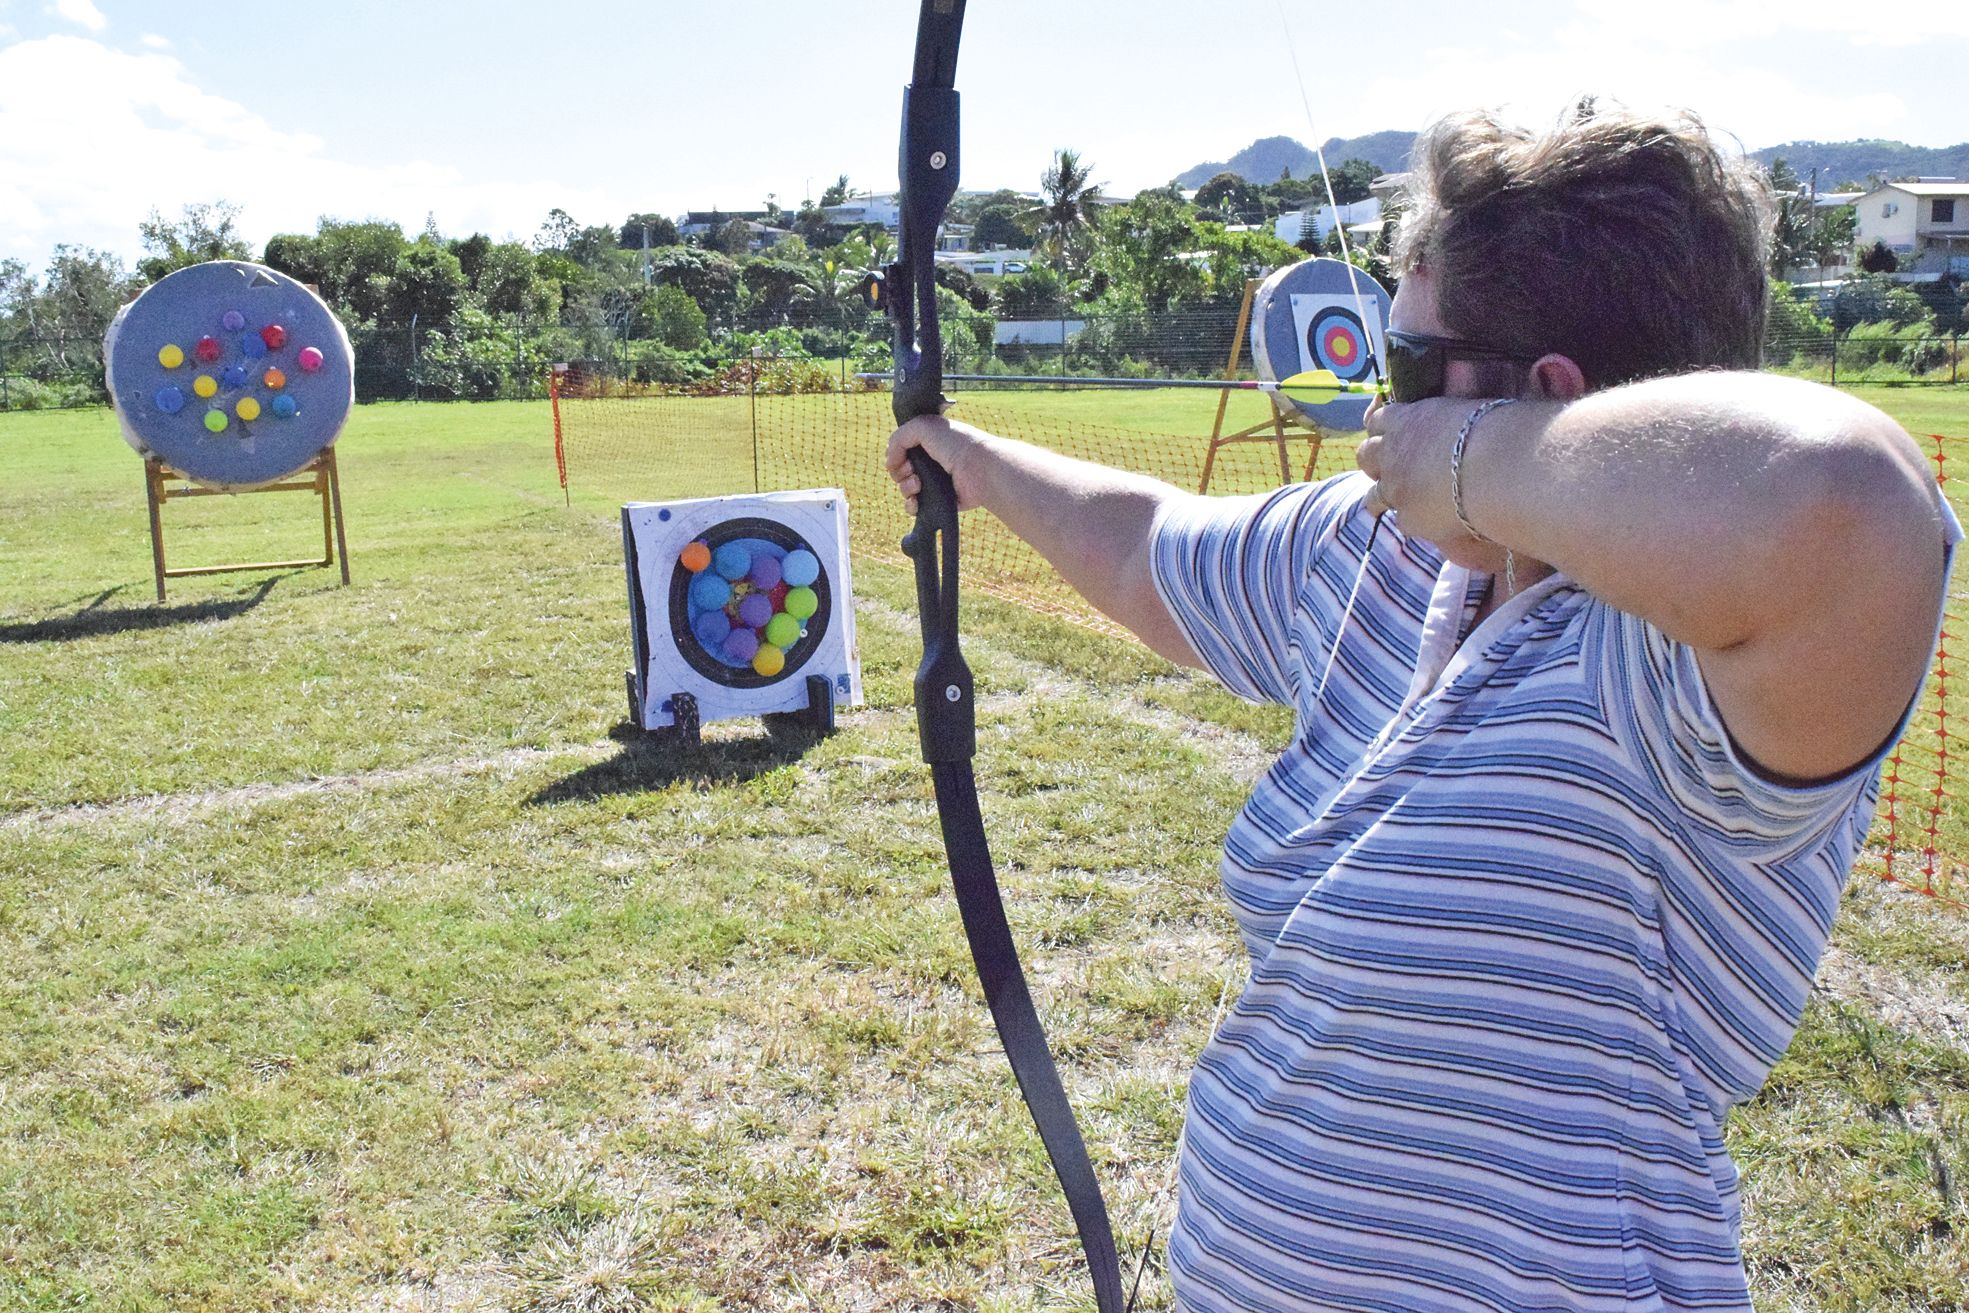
[1360, 371, 1948, 779]
[885, 414, 1202, 666]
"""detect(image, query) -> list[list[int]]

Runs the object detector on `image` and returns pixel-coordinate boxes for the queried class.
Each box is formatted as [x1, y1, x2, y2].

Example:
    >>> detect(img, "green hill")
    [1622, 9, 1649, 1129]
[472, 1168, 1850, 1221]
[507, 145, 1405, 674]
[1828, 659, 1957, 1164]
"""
[1174, 131, 1416, 189]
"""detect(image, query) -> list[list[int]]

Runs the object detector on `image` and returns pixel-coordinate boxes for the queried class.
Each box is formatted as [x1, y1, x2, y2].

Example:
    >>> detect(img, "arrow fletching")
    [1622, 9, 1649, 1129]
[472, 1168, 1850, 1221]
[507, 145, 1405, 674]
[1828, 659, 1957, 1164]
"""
[1274, 368, 1387, 397]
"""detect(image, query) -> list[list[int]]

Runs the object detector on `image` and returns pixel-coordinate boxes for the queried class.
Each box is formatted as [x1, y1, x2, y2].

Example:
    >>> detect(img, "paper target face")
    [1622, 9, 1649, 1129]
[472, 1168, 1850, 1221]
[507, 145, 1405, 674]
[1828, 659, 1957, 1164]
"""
[669, 517, 833, 688]
[1293, 298, 1380, 383]
[1250, 257, 1393, 430]
[622, 491, 863, 731]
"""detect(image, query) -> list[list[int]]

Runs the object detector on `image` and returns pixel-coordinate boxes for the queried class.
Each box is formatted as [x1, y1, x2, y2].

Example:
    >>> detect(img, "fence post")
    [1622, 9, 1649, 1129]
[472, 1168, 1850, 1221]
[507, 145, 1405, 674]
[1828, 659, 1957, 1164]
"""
[1830, 327, 1838, 388]
[748, 348, 762, 494]
[0, 334, 9, 411]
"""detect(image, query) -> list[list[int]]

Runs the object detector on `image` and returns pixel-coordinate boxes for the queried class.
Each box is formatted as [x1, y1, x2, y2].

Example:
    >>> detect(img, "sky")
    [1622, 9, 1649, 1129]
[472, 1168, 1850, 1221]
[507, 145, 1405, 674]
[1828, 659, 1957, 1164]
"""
[3, 0, 1967, 274]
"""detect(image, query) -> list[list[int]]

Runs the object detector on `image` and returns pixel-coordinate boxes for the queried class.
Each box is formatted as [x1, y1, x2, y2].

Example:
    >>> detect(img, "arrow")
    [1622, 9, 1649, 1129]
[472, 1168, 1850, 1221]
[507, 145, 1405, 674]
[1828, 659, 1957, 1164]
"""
[860, 368, 1387, 397]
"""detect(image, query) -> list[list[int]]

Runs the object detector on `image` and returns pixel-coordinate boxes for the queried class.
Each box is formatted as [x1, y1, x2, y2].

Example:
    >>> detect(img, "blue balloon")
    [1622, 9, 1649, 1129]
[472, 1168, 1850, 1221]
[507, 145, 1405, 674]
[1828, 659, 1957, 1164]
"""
[691, 608, 731, 648]
[153, 386, 185, 414]
[271, 394, 298, 418]
[689, 573, 731, 610]
[240, 333, 268, 360]
[221, 365, 248, 390]
[782, 549, 820, 587]
[713, 542, 752, 580]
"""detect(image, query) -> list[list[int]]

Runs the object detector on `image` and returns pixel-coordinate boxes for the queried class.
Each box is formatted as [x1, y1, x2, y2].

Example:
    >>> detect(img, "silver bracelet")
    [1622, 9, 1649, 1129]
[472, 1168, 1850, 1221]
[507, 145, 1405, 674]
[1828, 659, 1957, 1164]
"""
[1449, 397, 1517, 542]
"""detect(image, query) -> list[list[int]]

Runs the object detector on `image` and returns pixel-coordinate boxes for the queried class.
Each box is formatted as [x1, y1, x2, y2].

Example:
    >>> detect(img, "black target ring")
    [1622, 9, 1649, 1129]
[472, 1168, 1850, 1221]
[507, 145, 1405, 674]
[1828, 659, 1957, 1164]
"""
[667, 516, 832, 690]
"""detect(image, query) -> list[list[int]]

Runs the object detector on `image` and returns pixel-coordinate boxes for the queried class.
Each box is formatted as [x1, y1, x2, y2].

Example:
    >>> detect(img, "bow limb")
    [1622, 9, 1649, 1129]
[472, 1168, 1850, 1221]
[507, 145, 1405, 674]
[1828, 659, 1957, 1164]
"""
[881, 4, 1126, 1310]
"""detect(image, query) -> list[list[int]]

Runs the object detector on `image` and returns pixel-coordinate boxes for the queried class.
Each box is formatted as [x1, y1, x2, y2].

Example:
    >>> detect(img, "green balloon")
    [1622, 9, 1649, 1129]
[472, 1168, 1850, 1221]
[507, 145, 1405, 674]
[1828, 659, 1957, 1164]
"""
[203, 408, 228, 433]
[784, 586, 818, 620]
[764, 612, 800, 648]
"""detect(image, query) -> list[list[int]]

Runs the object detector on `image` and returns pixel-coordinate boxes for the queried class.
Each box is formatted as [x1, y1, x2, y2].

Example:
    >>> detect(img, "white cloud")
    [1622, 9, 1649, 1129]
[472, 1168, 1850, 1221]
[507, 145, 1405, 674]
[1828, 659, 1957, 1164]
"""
[139, 32, 170, 50]
[0, 35, 619, 270]
[49, 0, 106, 33]
[1343, 37, 1910, 151]
[1570, 0, 1969, 49]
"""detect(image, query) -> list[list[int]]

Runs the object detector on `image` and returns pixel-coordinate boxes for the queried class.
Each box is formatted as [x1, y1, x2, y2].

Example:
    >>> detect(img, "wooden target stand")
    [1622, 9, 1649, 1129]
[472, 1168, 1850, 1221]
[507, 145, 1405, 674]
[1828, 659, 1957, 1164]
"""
[1198, 277, 1328, 494]
[143, 447, 351, 602]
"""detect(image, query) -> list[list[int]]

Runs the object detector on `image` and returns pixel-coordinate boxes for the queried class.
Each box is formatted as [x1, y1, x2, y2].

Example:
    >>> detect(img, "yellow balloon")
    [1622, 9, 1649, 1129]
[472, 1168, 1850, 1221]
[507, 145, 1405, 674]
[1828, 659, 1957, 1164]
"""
[157, 344, 185, 369]
[236, 397, 261, 421]
[192, 374, 218, 398]
[751, 644, 785, 677]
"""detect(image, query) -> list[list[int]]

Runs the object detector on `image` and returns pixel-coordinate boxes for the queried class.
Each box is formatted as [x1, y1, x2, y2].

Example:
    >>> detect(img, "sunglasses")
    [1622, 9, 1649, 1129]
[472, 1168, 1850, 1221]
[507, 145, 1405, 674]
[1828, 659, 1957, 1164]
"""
[1383, 328, 1544, 404]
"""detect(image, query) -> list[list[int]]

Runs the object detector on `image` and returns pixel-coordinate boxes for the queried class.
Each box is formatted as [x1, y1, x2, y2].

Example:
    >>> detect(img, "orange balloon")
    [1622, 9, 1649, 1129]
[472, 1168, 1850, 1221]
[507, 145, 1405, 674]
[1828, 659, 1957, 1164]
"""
[262, 368, 286, 390]
[679, 542, 711, 572]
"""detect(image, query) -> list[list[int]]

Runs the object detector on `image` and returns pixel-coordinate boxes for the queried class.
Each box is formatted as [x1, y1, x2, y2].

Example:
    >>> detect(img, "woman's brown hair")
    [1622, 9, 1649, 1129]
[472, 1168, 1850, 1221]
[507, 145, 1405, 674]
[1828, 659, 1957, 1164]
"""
[1392, 101, 1775, 388]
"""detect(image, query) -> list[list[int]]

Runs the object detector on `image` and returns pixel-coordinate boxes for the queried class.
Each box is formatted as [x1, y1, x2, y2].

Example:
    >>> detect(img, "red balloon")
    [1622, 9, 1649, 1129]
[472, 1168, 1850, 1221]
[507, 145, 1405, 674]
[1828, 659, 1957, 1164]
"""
[194, 336, 221, 362]
[260, 323, 288, 350]
[768, 582, 789, 609]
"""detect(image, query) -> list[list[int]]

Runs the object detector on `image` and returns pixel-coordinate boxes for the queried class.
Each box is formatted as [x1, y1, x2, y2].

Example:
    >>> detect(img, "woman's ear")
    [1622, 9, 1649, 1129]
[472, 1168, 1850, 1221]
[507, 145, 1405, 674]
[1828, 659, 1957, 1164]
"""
[1527, 353, 1589, 402]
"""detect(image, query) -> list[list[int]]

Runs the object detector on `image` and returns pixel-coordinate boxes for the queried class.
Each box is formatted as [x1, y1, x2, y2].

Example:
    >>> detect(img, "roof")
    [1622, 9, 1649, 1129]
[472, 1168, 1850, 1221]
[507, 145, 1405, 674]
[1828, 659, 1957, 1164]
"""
[1860, 181, 1969, 199]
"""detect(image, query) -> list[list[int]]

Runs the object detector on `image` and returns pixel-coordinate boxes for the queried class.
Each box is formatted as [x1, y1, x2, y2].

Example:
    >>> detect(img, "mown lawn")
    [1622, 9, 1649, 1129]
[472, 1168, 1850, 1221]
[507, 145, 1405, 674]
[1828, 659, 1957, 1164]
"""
[1, 395, 1966, 1311]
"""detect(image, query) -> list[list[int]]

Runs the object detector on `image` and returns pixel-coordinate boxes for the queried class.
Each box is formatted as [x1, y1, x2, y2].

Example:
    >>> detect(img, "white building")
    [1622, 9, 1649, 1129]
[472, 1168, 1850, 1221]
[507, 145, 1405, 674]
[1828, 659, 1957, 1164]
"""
[1852, 180, 1969, 277]
[821, 195, 903, 230]
[934, 249, 1035, 277]
[1274, 197, 1383, 247]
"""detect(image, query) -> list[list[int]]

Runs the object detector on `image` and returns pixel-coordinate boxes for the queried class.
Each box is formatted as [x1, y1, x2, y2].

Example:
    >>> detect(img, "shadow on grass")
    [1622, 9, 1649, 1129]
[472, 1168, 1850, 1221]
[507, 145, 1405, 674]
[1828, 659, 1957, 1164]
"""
[0, 578, 286, 644]
[526, 717, 830, 804]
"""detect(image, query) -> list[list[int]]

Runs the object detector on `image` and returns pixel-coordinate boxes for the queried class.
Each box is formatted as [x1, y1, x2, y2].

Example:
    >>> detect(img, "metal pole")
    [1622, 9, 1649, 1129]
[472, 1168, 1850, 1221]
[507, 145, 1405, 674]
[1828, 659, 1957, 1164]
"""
[410, 312, 420, 402]
[748, 350, 761, 494]
[0, 334, 9, 411]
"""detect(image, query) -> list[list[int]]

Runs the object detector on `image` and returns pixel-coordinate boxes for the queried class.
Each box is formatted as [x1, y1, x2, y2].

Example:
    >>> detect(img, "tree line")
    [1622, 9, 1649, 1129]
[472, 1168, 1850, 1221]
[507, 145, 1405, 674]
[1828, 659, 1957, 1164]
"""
[4, 152, 1960, 409]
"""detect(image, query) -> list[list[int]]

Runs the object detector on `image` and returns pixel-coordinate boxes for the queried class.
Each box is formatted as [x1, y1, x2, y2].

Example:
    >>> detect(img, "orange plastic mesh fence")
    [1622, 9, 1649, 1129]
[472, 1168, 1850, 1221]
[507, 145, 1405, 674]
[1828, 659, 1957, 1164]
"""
[552, 374, 1965, 906]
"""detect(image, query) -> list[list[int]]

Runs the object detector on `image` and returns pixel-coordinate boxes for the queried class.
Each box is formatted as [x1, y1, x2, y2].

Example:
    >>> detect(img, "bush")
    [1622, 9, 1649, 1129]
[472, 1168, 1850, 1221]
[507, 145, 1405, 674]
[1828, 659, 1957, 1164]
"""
[0, 375, 103, 410]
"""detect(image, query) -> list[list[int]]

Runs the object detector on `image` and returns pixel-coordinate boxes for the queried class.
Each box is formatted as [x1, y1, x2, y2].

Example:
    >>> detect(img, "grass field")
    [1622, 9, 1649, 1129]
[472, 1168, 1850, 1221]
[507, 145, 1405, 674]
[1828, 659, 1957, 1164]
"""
[2, 394, 1967, 1311]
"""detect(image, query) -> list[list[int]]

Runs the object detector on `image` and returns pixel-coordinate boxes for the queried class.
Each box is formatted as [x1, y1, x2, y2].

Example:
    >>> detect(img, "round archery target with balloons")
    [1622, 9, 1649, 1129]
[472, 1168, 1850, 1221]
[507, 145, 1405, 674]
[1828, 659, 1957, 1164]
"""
[1250, 257, 1394, 430]
[671, 520, 831, 687]
[104, 260, 355, 490]
[621, 491, 861, 740]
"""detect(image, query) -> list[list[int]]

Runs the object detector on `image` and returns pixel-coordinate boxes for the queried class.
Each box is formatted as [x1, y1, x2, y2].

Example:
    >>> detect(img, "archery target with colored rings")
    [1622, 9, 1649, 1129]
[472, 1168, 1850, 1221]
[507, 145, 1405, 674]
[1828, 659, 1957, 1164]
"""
[1250, 257, 1393, 430]
[622, 490, 862, 730]
[104, 260, 355, 490]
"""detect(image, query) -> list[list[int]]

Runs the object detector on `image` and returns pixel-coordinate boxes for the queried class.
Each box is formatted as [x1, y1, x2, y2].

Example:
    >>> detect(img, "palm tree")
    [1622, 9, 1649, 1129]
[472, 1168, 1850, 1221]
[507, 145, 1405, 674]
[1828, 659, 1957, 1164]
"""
[1024, 150, 1102, 273]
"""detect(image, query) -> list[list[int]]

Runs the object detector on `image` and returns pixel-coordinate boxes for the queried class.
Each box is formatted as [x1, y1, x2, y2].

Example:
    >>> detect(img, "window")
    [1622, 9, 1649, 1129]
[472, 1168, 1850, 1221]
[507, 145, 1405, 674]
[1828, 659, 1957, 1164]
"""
[1936, 199, 1958, 223]
[1883, 201, 1900, 217]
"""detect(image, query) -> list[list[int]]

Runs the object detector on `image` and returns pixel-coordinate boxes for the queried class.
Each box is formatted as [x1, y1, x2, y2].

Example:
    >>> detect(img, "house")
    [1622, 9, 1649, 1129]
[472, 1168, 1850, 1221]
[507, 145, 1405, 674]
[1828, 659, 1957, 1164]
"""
[820, 195, 902, 231]
[1851, 180, 1969, 277]
[1274, 197, 1383, 247]
[676, 210, 769, 241]
[934, 249, 1034, 277]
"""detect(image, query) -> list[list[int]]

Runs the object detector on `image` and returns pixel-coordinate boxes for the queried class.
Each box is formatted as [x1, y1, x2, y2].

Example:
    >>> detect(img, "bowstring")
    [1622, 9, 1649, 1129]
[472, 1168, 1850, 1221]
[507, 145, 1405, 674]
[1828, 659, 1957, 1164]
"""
[1273, 0, 1384, 390]
[1126, 10, 1392, 1304]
